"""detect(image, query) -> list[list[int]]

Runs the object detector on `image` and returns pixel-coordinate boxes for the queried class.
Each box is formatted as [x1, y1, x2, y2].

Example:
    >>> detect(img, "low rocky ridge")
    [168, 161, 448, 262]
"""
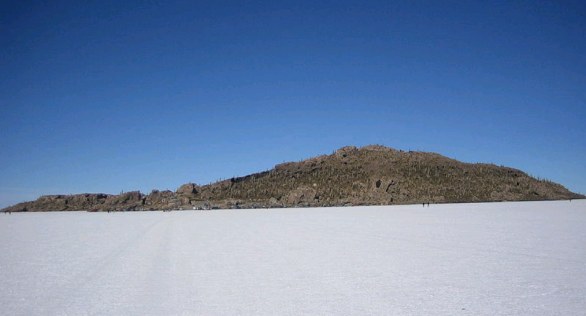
[3, 145, 583, 212]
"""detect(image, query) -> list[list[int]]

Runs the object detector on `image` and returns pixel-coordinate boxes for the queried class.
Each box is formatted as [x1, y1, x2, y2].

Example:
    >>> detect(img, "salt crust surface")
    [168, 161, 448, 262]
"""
[1, 200, 585, 315]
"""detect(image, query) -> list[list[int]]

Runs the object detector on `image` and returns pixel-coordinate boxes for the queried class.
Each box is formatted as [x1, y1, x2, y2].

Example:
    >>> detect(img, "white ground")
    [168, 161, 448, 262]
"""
[1, 200, 585, 315]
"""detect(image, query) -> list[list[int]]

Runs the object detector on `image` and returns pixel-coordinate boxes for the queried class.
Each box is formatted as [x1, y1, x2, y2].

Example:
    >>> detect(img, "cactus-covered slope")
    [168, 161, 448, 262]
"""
[3, 145, 583, 212]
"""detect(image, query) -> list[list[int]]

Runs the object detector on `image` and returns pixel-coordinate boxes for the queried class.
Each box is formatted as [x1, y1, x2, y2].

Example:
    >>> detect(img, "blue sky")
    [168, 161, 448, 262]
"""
[1, 0, 585, 207]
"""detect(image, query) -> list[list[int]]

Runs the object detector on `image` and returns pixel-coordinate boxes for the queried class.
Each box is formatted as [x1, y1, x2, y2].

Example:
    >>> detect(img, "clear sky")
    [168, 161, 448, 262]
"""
[1, 0, 585, 207]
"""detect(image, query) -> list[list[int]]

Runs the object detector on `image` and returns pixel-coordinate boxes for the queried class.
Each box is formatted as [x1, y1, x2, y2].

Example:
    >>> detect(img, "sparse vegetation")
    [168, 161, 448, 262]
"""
[2, 145, 583, 212]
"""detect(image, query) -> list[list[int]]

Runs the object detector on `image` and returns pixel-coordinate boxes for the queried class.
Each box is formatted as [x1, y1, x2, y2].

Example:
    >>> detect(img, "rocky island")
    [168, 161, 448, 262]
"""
[2, 145, 583, 212]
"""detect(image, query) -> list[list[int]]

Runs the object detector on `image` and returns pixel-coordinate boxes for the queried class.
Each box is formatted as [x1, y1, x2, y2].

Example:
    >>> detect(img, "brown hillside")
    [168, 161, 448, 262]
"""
[3, 145, 583, 212]
[195, 145, 582, 208]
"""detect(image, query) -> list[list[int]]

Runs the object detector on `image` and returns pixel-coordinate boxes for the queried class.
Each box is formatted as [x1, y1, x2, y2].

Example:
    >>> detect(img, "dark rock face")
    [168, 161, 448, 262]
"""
[92, 191, 145, 211]
[3, 145, 584, 212]
[176, 183, 198, 196]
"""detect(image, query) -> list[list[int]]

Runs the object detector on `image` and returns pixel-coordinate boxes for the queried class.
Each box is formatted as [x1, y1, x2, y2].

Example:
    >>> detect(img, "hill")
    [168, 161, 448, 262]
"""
[3, 145, 583, 212]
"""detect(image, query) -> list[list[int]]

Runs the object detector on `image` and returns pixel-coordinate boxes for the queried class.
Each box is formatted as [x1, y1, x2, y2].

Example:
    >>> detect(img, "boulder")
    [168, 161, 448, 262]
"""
[285, 186, 317, 206]
[176, 183, 199, 195]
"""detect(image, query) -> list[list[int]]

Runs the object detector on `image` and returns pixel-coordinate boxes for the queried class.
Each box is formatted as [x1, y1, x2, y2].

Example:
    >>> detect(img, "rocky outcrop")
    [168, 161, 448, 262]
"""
[91, 191, 145, 212]
[176, 183, 198, 196]
[143, 190, 179, 210]
[4, 193, 112, 212]
[285, 186, 318, 206]
[2, 145, 583, 212]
